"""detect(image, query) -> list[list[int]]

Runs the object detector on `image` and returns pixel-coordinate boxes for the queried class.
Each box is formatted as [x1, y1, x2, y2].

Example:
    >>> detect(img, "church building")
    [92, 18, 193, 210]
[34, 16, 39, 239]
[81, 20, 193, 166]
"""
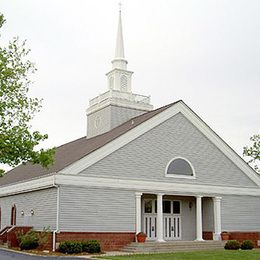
[0, 9, 260, 252]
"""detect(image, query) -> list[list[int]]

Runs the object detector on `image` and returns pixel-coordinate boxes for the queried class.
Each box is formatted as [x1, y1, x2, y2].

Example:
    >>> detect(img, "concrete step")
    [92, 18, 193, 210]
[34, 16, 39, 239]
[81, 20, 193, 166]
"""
[1, 243, 8, 248]
[122, 241, 225, 253]
[122, 248, 224, 253]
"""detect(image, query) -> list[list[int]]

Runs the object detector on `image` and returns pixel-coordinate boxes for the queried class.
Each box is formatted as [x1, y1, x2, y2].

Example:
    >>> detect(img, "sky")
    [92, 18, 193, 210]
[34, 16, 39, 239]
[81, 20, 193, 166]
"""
[1, 0, 259, 170]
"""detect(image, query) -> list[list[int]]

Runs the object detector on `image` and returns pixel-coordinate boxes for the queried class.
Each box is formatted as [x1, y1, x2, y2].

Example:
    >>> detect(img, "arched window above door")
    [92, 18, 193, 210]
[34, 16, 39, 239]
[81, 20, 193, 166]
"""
[165, 157, 195, 179]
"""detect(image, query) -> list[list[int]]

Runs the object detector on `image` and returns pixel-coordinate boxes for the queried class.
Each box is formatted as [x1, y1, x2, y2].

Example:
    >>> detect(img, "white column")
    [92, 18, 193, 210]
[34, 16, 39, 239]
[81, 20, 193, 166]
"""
[196, 195, 203, 241]
[135, 192, 142, 236]
[213, 197, 222, 240]
[157, 193, 164, 242]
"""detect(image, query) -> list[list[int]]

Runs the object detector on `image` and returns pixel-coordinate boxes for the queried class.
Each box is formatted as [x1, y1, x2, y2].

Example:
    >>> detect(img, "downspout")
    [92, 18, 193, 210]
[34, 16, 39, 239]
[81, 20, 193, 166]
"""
[52, 175, 60, 251]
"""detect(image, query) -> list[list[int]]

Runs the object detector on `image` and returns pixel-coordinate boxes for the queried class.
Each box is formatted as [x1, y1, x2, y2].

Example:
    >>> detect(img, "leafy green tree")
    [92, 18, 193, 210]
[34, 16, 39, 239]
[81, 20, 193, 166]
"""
[243, 134, 260, 174]
[0, 14, 55, 174]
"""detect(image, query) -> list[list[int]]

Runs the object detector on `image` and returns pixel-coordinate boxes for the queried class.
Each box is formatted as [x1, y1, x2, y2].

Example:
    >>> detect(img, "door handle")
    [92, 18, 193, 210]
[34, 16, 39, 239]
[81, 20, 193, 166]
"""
[152, 226, 155, 231]
[171, 226, 174, 231]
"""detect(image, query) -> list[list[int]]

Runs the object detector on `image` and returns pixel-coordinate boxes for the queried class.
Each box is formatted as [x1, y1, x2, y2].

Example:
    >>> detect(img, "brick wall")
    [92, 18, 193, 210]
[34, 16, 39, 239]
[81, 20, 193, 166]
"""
[57, 232, 135, 251]
[229, 232, 260, 248]
[0, 226, 11, 244]
[7, 226, 32, 247]
[36, 231, 53, 251]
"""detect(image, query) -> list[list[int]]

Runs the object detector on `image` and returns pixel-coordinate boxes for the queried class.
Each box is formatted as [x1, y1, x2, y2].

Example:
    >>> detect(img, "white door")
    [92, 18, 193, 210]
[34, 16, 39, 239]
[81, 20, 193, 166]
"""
[163, 200, 181, 240]
[142, 199, 157, 240]
[163, 216, 181, 240]
[143, 215, 157, 240]
[142, 199, 182, 240]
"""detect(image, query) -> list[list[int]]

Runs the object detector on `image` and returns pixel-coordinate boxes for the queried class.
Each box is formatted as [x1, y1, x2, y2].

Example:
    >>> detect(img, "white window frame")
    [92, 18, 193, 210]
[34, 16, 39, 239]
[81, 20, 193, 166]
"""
[165, 156, 196, 179]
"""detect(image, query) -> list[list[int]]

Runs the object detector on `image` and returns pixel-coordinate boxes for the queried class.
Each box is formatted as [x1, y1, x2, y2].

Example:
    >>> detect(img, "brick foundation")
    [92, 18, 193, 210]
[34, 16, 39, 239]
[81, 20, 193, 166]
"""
[36, 232, 53, 251]
[7, 226, 32, 247]
[0, 226, 11, 244]
[229, 232, 260, 248]
[201, 231, 260, 248]
[56, 232, 135, 251]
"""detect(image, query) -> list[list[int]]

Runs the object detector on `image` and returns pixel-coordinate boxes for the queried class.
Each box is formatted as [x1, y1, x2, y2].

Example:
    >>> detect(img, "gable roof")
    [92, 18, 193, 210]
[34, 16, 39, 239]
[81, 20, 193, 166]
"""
[0, 101, 179, 187]
[59, 100, 260, 187]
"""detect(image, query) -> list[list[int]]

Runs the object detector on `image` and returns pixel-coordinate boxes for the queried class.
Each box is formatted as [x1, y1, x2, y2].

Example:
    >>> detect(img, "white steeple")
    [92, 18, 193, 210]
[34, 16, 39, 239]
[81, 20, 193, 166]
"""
[115, 6, 125, 59]
[86, 4, 153, 138]
[107, 5, 132, 92]
[111, 5, 128, 70]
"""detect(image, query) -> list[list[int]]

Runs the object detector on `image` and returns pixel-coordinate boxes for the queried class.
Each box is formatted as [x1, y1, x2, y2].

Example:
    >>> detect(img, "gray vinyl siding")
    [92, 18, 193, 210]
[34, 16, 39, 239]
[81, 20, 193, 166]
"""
[59, 186, 135, 232]
[0, 188, 57, 231]
[221, 195, 260, 231]
[110, 105, 146, 130]
[81, 112, 257, 188]
[87, 105, 146, 138]
[87, 106, 111, 138]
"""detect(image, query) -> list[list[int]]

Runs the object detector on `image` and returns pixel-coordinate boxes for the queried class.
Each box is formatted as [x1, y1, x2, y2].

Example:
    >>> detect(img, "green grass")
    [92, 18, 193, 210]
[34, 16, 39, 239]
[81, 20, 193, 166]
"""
[97, 250, 260, 260]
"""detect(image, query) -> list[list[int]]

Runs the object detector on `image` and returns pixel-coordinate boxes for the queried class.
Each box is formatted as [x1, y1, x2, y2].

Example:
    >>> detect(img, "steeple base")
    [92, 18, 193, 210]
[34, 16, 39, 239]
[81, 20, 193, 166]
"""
[86, 90, 153, 138]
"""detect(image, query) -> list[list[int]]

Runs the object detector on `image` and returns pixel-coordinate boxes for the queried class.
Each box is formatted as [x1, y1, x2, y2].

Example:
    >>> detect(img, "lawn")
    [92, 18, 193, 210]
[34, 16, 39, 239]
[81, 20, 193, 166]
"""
[97, 250, 260, 260]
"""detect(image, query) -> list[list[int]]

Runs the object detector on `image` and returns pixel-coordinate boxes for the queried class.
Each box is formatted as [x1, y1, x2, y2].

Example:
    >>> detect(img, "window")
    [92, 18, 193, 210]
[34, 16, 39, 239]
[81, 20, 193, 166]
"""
[166, 157, 195, 178]
[109, 77, 114, 89]
[163, 201, 171, 213]
[120, 75, 127, 91]
[144, 200, 153, 213]
[11, 204, 16, 226]
[173, 201, 180, 214]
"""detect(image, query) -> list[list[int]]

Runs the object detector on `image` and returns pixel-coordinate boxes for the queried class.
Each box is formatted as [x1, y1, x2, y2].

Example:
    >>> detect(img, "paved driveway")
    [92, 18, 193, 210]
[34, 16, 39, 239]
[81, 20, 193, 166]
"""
[0, 248, 87, 260]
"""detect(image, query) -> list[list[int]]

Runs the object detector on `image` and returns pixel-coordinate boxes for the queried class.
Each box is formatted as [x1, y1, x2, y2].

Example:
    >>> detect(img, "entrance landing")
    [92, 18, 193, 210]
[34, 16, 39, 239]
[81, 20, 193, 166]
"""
[122, 240, 225, 253]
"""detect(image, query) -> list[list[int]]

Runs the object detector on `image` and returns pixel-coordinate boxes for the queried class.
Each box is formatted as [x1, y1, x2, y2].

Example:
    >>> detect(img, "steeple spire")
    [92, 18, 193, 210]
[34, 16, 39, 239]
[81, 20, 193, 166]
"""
[112, 3, 127, 70]
[115, 3, 125, 59]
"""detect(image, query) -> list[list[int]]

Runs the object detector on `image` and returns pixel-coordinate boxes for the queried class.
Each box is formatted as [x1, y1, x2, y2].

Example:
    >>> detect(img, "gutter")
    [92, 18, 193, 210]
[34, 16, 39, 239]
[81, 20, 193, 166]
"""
[52, 175, 60, 252]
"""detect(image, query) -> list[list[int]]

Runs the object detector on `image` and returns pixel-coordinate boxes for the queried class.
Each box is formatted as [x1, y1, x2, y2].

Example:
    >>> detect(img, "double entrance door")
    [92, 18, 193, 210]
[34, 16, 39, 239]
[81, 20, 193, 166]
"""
[142, 199, 181, 240]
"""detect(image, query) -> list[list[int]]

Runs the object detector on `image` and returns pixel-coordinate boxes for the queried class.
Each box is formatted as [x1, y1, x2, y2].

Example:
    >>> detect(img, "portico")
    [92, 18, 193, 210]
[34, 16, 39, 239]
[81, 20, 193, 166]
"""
[135, 192, 222, 242]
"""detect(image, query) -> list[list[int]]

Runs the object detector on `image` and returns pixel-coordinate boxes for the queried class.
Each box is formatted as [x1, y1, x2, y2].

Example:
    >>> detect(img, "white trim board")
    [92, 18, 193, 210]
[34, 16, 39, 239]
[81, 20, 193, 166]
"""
[0, 175, 55, 197]
[59, 101, 260, 187]
[0, 174, 260, 198]
[55, 175, 260, 197]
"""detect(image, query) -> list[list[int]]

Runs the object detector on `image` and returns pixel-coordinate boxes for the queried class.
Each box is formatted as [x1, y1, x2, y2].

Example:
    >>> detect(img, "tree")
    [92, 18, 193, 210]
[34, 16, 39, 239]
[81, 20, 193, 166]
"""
[0, 14, 55, 174]
[243, 134, 260, 174]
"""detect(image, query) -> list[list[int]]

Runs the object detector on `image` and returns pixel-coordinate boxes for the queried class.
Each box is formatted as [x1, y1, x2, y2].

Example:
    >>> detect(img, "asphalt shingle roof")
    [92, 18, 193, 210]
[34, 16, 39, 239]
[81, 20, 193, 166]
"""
[0, 101, 180, 187]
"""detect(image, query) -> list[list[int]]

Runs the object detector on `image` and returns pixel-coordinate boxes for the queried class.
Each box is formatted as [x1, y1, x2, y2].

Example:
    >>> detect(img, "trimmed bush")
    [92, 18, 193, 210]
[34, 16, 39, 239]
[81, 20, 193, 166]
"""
[224, 240, 240, 250]
[59, 241, 82, 254]
[19, 230, 39, 250]
[241, 240, 254, 250]
[81, 241, 89, 252]
[81, 240, 101, 253]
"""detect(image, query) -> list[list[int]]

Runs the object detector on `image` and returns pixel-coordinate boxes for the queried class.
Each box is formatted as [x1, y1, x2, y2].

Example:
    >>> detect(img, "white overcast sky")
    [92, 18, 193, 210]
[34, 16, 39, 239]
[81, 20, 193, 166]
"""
[1, 0, 259, 170]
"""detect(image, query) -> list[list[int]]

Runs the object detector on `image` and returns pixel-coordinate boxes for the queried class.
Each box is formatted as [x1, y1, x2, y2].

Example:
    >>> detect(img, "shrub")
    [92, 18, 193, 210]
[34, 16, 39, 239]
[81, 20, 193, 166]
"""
[81, 240, 101, 253]
[241, 240, 254, 250]
[81, 241, 89, 252]
[37, 226, 51, 246]
[224, 240, 240, 250]
[19, 230, 39, 250]
[59, 241, 82, 254]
